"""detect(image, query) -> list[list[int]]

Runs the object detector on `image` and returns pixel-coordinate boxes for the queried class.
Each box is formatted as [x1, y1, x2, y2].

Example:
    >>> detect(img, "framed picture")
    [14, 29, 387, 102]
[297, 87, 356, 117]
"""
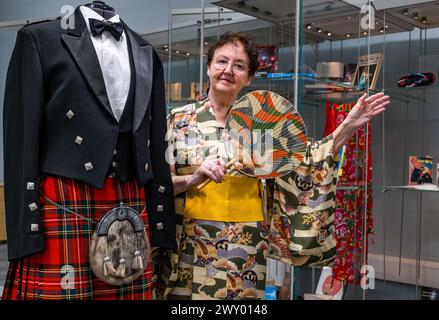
[352, 53, 383, 90]
[409, 156, 433, 185]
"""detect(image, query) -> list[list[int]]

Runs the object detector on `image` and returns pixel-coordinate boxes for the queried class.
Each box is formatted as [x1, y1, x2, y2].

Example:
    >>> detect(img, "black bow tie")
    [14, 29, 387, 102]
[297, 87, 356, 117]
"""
[89, 18, 124, 41]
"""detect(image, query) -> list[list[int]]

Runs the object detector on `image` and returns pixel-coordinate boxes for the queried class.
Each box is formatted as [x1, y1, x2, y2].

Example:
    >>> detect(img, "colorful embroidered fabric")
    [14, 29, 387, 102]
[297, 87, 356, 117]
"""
[324, 102, 374, 284]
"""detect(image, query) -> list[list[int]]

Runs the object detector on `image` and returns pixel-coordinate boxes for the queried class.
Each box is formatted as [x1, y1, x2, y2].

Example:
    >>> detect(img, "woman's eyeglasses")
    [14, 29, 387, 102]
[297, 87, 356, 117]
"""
[213, 59, 249, 74]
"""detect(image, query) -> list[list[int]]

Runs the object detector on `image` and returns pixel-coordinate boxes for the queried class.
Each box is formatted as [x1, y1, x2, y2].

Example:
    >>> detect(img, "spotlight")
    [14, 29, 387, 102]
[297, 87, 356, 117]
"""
[403, 9, 409, 15]
[186, 53, 190, 56]
[363, 31, 368, 35]
[175, 50, 180, 54]
[380, 28, 384, 33]
[413, 13, 419, 20]
[422, 17, 427, 24]
[317, 28, 323, 33]
[305, 24, 312, 30]
[346, 33, 351, 38]
[326, 31, 332, 36]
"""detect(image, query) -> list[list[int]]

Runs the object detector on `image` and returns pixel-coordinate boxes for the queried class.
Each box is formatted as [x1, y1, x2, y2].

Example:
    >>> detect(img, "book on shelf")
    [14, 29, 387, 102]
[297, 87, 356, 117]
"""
[190, 82, 208, 100]
[165, 82, 182, 101]
[409, 156, 433, 185]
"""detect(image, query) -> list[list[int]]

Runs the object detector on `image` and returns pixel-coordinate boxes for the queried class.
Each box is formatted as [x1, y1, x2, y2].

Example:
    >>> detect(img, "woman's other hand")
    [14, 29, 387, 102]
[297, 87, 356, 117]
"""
[191, 158, 227, 185]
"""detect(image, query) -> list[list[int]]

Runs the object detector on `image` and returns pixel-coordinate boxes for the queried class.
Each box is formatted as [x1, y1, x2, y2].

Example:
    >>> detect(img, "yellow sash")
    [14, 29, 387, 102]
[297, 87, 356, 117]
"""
[184, 175, 264, 222]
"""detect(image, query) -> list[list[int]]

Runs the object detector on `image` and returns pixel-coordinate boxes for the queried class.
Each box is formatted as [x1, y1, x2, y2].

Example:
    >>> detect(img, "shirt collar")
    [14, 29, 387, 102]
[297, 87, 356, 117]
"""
[79, 5, 121, 34]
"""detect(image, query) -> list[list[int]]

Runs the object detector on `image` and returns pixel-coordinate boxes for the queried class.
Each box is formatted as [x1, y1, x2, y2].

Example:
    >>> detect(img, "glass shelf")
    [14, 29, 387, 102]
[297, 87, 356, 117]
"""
[250, 74, 429, 104]
[336, 186, 360, 191]
[381, 185, 439, 193]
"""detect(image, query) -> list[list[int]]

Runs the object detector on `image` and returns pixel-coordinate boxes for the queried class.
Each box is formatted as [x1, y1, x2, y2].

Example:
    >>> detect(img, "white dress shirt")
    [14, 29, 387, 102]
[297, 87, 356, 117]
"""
[80, 6, 131, 121]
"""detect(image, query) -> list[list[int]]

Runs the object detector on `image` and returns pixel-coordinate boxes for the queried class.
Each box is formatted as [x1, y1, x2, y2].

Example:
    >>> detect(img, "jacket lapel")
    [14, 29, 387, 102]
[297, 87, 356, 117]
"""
[125, 26, 153, 132]
[61, 7, 115, 120]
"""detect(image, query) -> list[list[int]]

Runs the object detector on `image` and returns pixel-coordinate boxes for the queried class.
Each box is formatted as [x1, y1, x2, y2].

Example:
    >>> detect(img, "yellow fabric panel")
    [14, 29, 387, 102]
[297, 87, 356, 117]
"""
[184, 175, 264, 222]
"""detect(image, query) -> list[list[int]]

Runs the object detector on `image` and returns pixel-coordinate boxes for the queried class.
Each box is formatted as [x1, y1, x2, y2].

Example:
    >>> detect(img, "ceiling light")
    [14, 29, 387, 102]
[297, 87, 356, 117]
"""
[164, 45, 168, 48]
[165, 48, 169, 52]
[346, 33, 351, 38]
[363, 31, 368, 35]
[175, 50, 180, 54]
[380, 28, 384, 33]
[305, 24, 312, 29]
[326, 31, 332, 36]
[186, 53, 190, 56]
[317, 28, 323, 33]
[422, 17, 427, 24]
[413, 13, 419, 20]
[403, 9, 409, 15]
[251, 6, 259, 12]
[204, 42, 208, 45]
[347, 16, 351, 20]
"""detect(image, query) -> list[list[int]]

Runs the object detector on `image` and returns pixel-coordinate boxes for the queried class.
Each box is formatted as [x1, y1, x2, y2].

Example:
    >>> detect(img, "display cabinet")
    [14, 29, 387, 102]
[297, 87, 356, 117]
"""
[146, 0, 439, 300]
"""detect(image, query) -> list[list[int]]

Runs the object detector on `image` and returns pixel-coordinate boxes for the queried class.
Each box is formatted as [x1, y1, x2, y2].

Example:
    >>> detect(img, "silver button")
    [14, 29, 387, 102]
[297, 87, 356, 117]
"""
[113, 149, 117, 156]
[158, 185, 165, 193]
[156, 222, 164, 230]
[75, 136, 83, 145]
[144, 163, 149, 172]
[84, 162, 94, 171]
[157, 205, 164, 212]
[66, 110, 74, 119]
[31, 224, 39, 232]
[26, 182, 35, 190]
[28, 202, 38, 211]
[147, 139, 150, 147]
[112, 161, 117, 168]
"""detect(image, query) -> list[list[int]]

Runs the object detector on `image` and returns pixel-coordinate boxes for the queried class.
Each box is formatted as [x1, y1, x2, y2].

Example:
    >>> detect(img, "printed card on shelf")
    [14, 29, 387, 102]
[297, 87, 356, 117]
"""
[315, 267, 344, 300]
[409, 156, 433, 185]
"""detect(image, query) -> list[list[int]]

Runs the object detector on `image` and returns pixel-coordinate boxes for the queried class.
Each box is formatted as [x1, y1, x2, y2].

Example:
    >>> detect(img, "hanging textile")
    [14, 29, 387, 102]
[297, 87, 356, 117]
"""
[324, 102, 374, 284]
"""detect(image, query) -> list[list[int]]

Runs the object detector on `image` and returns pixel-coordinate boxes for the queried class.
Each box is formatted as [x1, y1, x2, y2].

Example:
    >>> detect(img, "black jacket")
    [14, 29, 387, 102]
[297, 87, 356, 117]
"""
[3, 7, 176, 260]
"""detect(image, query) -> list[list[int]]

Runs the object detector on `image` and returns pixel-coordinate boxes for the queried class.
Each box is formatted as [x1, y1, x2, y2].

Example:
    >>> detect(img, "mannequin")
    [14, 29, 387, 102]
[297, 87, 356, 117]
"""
[2, 2, 175, 300]
[84, 1, 116, 19]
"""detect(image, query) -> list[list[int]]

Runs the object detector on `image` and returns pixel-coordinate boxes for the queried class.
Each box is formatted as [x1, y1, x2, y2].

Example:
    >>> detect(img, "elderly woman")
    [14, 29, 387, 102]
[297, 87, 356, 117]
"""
[164, 31, 390, 300]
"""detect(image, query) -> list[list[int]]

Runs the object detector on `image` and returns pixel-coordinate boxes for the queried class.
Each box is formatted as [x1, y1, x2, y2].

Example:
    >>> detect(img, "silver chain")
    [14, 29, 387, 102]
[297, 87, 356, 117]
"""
[42, 195, 147, 226]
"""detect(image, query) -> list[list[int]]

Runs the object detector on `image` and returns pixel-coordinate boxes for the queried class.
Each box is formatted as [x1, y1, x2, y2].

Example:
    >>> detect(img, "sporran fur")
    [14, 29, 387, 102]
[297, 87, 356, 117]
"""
[89, 203, 151, 286]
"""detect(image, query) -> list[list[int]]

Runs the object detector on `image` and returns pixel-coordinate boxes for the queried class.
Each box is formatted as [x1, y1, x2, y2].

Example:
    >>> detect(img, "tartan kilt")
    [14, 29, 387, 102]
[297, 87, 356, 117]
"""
[2, 175, 153, 300]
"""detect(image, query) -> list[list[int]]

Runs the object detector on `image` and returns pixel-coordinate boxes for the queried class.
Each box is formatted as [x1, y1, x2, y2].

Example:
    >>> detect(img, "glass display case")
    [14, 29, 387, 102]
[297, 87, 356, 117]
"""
[145, 0, 439, 300]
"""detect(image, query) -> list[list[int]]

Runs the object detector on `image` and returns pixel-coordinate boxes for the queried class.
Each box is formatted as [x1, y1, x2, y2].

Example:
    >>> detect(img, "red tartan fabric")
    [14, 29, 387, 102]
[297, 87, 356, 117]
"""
[2, 176, 153, 300]
[324, 102, 374, 284]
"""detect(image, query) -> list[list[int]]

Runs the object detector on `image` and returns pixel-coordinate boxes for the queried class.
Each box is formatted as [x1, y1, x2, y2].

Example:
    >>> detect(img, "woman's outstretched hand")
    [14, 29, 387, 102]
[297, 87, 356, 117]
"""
[345, 92, 390, 128]
[333, 92, 390, 152]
